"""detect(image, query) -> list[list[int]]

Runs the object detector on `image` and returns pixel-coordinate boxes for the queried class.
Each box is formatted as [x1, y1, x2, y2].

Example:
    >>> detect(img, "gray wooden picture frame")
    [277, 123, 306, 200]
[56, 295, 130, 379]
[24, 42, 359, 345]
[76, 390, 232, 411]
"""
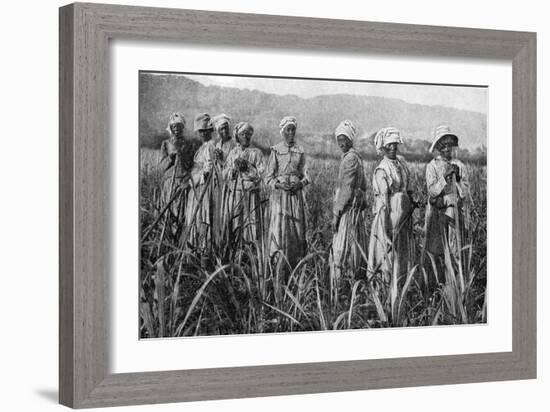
[59, 2, 536, 408]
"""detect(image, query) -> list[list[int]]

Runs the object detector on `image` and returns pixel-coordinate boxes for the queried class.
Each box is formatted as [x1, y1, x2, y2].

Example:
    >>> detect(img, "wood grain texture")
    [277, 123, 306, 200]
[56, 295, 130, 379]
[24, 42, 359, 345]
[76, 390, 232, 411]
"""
[59, 4, 74, 406]
[58, 2, 537, 408]
[512, 34, 537, 375]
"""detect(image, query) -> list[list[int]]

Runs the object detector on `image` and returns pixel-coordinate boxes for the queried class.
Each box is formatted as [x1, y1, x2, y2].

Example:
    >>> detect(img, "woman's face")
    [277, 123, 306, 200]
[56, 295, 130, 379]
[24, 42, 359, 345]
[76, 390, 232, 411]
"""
[237, 128, 253, 148]
[336, 135, 352, 153]
[384, 142, 398, 160]
[437, 136, 456, 160]
[170, 122, 184, 138]
[198, 129, 213, 142]
[282, 124, 296, 146]
[218, 124, 230, 141]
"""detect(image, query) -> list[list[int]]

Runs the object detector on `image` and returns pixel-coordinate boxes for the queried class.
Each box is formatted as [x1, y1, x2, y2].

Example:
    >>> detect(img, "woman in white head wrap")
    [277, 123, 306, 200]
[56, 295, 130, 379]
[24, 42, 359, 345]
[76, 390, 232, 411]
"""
[211, 114, 236, 252]
[330, 120, 368, 283]
[213, 114, 236, 166]
[221, 122, 265, 247]
[367, 127, 415, 299]
[158, 113, 197, 239]
[423, 125, 470, 289]
[265, 116, 309, 275]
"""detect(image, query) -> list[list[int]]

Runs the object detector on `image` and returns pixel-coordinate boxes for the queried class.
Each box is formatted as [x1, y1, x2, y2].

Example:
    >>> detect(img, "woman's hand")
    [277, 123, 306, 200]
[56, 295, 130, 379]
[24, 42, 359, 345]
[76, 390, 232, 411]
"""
[275, 181, 291, 191]
[290, 181, 303, 194]
[452, 164, 461, 182]
[445, 164, 460, 183]
[407, 191, 420, 209]
[234, 158, 248, 172]
[238, 161, 248, 172]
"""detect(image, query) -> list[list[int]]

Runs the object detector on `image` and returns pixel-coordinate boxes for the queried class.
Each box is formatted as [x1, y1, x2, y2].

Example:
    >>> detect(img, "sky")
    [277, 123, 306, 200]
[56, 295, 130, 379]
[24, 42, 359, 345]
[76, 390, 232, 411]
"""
[186, 74, 487, 114]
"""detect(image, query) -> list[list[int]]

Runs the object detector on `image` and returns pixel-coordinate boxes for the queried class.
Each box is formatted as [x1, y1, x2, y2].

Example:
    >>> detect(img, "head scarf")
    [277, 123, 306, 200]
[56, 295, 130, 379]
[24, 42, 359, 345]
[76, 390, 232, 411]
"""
[212, 114, 231, 131]
[429, 125, 459, 153]
[166, 112, 185, 134]
[279, 116, 298, 136]
[193, 113, 213, 132]
[234, 121, 254, 137]
[334, 120, 357, 143]
[374, 127, 403, 155]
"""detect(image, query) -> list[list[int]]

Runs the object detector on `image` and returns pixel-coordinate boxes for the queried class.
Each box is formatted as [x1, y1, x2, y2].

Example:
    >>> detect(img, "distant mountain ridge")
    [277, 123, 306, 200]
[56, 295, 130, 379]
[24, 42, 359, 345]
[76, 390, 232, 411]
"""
[139, 74, 487, 153]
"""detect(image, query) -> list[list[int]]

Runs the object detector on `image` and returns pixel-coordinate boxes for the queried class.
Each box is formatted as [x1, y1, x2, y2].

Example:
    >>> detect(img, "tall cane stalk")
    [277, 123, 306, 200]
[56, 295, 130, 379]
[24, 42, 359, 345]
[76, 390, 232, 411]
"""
[451, 172, 465, 295]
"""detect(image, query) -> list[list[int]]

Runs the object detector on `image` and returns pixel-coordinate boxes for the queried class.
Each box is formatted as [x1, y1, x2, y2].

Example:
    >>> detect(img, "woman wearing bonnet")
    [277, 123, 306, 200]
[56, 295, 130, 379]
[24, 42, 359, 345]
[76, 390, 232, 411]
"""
[265, 116, 309, 275]
[330, 120, 368, 282]
[423, 125, 470, 287]
[367, 127, 416, 293]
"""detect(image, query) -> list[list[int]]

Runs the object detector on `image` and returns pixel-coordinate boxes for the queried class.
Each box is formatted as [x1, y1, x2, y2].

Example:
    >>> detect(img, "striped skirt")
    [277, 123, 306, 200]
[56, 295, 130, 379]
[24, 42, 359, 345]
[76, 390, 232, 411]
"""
[268, 188, 307, 269]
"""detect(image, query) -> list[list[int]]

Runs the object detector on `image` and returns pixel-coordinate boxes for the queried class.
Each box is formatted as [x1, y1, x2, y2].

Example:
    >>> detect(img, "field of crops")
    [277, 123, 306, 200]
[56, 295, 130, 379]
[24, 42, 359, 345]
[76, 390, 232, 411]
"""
[139, 147, 487, 338]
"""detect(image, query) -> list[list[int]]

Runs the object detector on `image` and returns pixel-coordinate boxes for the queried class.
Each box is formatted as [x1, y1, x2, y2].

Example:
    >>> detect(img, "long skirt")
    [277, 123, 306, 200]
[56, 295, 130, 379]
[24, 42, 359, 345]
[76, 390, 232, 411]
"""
[424, 195, 466, 256]
[159, 177, 189, 242]
[268, 188, 307, 270]
[368, 192, 413, 284]
[423, 198, 467, 286]
[219, 181, 233, 243]
[184, 182, 215, 256]
[331, 207, 368, 279]
[160, 176, 187, 220]
[225, 187, 263, 246]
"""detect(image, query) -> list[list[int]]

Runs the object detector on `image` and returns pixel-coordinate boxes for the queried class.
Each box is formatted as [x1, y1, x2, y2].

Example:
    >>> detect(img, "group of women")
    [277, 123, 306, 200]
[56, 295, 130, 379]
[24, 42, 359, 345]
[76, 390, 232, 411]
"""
[158, 112, 469, 287]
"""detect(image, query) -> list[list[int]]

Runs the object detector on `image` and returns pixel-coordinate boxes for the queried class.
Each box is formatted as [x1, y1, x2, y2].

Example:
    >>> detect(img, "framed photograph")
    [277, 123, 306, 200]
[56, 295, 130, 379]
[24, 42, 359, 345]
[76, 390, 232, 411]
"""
[59, 2, 536, 408]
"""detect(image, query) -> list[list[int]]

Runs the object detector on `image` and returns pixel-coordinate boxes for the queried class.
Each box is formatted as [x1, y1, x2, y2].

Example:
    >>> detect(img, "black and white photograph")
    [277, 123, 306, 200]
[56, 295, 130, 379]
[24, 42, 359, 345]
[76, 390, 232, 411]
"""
[139, 71, 487, 338]
[2, 0, 545, 410]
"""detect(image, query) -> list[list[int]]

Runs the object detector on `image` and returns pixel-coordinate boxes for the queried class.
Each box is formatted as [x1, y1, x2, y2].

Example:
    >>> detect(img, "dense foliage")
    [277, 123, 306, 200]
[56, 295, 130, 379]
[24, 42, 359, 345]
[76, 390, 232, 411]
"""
[139, 148, 487, 337]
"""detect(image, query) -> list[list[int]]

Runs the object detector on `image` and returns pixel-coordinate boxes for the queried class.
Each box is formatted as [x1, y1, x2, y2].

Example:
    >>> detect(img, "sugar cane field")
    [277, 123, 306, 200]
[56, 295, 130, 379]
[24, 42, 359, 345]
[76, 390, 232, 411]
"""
[139, 147, 487, 338]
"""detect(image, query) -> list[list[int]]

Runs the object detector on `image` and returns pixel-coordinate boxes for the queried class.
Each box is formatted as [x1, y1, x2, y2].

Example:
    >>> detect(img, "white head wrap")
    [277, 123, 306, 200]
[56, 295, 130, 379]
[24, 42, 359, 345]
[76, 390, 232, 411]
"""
[212, 114, 231, 131]
[279, 116, 298, 135]
[334, 120, 357, 143]
[374, 127, 403, 154]
[234, 121, 254, 137]
[166, 112, 185, 134]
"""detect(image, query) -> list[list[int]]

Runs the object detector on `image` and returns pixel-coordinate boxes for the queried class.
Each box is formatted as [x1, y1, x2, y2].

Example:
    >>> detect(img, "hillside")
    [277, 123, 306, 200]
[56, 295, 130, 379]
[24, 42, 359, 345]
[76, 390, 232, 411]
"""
[139, 73, 487, 161]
